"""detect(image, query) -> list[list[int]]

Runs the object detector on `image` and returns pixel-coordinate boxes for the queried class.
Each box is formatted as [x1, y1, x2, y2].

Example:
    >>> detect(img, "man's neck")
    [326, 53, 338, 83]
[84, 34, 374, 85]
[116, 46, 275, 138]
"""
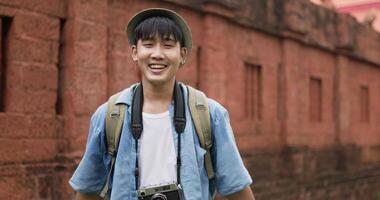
[141, 79, 175, 114]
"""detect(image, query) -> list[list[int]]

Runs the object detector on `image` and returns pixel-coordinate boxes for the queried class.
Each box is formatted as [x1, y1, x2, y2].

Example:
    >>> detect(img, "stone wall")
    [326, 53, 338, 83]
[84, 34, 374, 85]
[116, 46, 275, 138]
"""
[0, 0, 379, 199]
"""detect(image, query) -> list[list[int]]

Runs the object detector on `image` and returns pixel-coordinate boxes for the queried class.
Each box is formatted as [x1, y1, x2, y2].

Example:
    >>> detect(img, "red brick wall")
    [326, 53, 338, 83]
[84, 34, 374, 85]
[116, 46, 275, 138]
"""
[0, 0, 69, 199]
[0, 0, 379, 199]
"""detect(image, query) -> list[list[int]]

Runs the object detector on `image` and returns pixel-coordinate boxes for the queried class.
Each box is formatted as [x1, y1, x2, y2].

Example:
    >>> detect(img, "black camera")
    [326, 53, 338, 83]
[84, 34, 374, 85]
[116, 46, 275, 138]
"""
[137, 184, 184, 200]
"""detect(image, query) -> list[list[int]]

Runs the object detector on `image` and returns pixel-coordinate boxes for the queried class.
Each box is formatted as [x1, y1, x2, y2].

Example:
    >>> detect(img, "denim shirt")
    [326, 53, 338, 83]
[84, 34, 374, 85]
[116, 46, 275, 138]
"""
[69, 84, 252, 200]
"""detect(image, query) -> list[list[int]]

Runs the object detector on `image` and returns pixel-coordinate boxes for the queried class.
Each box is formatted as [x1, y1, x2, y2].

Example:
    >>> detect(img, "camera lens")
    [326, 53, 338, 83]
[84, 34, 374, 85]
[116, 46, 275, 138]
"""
[151, 193, 167, 200]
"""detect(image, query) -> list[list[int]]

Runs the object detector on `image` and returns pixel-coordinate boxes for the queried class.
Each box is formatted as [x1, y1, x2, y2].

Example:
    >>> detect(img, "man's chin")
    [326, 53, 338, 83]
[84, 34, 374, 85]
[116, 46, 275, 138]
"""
[145, 77, 175, 86]
[144, 78, 172, 86]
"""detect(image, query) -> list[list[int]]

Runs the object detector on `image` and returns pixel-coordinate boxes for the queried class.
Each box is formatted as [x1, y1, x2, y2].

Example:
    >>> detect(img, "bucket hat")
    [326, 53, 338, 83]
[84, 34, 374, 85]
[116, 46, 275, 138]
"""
[126, 8, 192, 55]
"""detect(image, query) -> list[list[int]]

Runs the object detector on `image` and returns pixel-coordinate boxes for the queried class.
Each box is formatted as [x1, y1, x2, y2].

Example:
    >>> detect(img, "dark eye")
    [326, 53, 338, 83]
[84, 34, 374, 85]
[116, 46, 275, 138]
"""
[164, 44, 174, 48]
[163, 41, 176, 48]
[141, 40, 154, 47]
[143, 43, 153, 47]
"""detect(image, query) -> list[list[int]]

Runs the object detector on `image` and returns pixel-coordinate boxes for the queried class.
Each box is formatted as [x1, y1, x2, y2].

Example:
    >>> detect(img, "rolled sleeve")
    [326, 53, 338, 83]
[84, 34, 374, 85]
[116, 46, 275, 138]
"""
[69, 104, 110, 194]
[210, 101, 253, 196]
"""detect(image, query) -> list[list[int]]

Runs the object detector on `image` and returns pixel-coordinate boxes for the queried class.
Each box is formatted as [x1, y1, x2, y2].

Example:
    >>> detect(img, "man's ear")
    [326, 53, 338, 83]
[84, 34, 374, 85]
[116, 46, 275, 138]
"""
[180, 47, 188, 66]
[131, 45, 138, 62]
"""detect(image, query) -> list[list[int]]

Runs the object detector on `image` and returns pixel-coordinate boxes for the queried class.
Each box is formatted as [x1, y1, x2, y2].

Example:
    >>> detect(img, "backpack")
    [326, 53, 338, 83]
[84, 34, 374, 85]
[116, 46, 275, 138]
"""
[99, 84, 214, 198]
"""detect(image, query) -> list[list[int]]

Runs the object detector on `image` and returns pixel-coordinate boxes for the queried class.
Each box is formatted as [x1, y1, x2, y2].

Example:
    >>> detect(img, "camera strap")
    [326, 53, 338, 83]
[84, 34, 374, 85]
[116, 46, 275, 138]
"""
[131, 81, 186, 191]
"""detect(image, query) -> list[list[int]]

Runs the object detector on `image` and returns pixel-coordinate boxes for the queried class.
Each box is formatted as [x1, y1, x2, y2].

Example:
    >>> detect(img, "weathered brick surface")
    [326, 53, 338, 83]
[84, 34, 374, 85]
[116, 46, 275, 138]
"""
[0, 176, 36, 200]
[0, 138, 60, 163]
[6, 88, 57, 114]
[0, 0, 66, 18]
[107, 52, 140, 95]
[64, 19, 106, 46]
[0, 113, 61, 139]
[8, 37, 59, 64]
[13, 13, 60, 41]
[63, 43, 106, 69]
[0, 0, 379, 199]
[62, 68, 107, 116]
[243, 146, 380, 200]
[7, 61, 58, 91]
[67, 0, 107, 23]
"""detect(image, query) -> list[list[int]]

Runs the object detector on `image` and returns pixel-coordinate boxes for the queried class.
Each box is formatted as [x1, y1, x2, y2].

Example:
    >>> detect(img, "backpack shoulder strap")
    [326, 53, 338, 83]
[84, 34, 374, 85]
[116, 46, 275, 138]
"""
[186, 85, 215, 179]
[105, 92, 126, 156]
[100, 92, 126, 198]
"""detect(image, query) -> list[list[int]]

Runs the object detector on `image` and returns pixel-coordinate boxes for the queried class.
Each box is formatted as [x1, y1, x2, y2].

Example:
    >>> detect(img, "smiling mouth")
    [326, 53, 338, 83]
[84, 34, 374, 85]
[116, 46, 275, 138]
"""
[148, 64, 167, 73]
[149, 64, 167, 68]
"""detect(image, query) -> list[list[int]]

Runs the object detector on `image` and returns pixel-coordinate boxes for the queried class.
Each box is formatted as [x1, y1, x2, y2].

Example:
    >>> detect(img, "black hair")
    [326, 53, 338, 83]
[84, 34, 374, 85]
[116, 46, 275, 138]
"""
[133, 16, 184, 47]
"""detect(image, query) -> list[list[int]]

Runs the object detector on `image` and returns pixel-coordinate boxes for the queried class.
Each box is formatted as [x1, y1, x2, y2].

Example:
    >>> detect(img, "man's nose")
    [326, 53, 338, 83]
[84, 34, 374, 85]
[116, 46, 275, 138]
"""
[150, 45, 164, 59]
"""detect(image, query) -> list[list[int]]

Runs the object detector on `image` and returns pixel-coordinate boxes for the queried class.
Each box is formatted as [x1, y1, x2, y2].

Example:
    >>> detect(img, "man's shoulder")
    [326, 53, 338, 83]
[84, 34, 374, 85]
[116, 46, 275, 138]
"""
[205, 97, 229, 126]
[91, 84, 137, 121]
[206, 97, 227, 114]
[181, 84, 228, 118]
[108, 83, 138, 105]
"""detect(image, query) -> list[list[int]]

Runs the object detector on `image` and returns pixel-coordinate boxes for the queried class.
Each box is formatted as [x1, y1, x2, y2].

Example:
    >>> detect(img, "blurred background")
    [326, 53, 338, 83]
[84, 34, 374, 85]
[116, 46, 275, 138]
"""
[312, 0, 380, 31]
[0, 0, 379, 199]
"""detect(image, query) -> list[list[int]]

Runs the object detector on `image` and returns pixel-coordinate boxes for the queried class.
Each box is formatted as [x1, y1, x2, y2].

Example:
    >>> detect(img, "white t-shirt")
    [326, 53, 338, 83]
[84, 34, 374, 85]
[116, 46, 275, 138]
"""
[138, 111, 177, 189]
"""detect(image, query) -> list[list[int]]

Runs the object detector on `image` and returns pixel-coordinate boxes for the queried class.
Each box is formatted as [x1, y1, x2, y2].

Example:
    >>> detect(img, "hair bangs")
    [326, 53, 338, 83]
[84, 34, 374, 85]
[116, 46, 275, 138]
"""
[133, 16, 184, 47]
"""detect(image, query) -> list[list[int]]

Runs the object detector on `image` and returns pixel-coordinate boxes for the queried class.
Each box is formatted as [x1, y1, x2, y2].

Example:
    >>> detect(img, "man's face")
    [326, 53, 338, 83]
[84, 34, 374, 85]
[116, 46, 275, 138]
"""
[131, 34, 187, 87]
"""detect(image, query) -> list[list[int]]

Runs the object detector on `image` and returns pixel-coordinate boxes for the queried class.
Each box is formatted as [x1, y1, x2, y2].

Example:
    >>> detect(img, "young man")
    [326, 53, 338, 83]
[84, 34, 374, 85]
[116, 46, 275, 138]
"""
[70, 8, 255, 200]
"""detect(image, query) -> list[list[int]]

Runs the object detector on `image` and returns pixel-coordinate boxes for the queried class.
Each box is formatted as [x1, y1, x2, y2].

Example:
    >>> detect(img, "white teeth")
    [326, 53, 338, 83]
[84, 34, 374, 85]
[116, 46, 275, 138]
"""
[149, 64, 166, 69]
